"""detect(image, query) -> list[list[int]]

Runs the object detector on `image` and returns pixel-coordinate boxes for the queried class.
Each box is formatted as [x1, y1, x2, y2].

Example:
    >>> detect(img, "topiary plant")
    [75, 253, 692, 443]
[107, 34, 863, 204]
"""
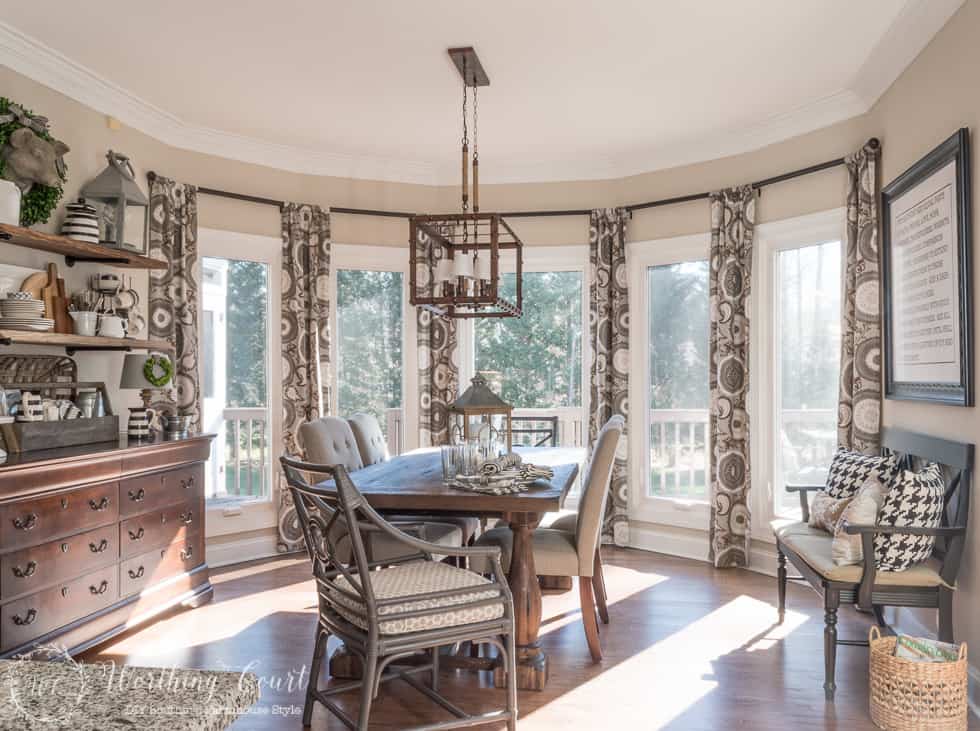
[0, 97, 67, 227]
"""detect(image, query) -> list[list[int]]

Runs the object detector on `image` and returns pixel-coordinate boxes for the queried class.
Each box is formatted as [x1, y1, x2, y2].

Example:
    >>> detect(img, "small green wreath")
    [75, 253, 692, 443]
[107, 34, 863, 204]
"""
[143, 355, 174, 388]
[0, 97, 68, 227]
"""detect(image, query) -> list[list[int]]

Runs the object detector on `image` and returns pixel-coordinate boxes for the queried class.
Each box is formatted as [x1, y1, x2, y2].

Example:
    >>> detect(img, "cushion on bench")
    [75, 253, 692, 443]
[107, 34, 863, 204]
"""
[772, 520, 950, 588]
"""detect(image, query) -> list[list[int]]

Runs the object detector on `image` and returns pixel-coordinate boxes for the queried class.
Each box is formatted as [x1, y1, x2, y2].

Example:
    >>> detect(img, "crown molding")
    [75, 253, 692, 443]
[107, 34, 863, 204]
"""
[0, 0, 964, 186]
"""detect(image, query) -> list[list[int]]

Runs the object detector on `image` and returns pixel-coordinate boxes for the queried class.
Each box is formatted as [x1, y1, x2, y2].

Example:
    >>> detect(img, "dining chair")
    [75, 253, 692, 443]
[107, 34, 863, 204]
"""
[302, 416, 463, 561]
[346, 412, 480, 547]
[473, 415, 623, 662]
[280, 455, 518, 731]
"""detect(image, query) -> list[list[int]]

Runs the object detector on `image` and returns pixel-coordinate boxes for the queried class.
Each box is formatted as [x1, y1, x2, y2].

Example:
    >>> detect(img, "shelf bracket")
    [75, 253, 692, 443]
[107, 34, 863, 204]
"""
[65, 255, 132, 268]
[65, 345, 133, 356]
[0, 337, 11, 346]
[0, 231, 11, 241]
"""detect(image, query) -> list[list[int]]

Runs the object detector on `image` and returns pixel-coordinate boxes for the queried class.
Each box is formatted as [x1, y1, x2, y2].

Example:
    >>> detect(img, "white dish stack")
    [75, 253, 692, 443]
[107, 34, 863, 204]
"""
[0, 292, 54, 331]
[60, 198, 100, 244]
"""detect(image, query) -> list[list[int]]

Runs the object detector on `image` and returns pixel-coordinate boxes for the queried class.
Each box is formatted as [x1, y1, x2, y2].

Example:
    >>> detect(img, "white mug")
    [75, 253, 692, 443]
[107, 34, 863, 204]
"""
[70, 310, 99, 337]
[97, 314, 127, 338]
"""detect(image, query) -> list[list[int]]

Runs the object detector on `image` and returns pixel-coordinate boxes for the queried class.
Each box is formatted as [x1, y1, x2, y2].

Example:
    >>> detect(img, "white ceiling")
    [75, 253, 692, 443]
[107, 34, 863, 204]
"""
[0, 0, 963, 184]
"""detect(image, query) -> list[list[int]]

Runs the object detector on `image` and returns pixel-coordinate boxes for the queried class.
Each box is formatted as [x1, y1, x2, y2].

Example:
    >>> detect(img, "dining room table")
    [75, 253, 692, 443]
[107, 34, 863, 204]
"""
[323, 445, 584, 692]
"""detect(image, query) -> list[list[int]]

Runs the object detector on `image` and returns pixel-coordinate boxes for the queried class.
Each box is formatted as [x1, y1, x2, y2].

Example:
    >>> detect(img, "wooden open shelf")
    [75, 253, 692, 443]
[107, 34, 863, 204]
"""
[0, 223, 167, 270]
[0, 330, 172, 354]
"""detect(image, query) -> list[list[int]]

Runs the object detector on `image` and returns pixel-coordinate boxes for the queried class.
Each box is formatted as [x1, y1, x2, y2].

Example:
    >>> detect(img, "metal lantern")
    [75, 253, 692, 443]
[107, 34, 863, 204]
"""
[448, 373, 513, 452]
[80, 150, 149, 254]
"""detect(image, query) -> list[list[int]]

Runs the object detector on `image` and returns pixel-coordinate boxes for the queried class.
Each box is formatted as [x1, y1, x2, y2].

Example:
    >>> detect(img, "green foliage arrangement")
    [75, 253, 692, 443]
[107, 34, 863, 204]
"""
[143, 354, 174, 388]
[0, 97, 67, 227]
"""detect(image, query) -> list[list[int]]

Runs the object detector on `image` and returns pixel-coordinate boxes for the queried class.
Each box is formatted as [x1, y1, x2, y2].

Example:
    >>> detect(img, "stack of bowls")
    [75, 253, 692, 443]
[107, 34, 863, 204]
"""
[0, 292, 53, 331]
[60, 199, 100, 244]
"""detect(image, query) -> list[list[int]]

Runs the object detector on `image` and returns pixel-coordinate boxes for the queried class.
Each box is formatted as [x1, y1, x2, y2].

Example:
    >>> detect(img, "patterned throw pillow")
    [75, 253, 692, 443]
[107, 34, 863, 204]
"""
[824, 448, 900, 499]
[874, 464, 945, 572]
[832, 475, 890, 566]
[808, 491, 853, 534]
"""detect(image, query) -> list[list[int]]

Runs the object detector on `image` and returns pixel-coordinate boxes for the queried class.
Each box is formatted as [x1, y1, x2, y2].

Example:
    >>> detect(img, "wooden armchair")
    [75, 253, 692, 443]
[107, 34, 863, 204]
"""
[774, 427, 973, 701]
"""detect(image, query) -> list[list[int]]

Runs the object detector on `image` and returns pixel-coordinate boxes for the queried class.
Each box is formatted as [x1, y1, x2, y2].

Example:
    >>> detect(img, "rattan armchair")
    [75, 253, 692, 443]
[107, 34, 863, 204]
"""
[280, 455, 518, 731]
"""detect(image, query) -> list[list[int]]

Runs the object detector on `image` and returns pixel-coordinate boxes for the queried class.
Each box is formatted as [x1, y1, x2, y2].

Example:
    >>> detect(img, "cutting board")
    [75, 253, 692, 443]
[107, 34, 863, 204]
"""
[41, 263, 58, 322]
[19, 271, 47, 302]
[53, 276, 73, 334]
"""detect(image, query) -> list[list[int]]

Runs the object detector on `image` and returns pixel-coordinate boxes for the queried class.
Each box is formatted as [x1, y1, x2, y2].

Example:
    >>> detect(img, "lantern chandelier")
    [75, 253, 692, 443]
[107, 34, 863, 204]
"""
[409, 47, 524, 319]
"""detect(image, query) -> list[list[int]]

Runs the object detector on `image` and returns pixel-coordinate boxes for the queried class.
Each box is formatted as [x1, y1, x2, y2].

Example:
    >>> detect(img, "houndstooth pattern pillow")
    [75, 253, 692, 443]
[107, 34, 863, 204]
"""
[874, 463, 945, 571]
[824, 448, 900, 499]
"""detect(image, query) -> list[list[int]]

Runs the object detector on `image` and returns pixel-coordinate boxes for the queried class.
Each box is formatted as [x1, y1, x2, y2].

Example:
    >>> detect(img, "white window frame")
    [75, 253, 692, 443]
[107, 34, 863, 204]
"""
[199, 228, 281, 538]
[750, 208, 845, 540]
[628, 233, 712, 529]
[330, 244, 418, 454]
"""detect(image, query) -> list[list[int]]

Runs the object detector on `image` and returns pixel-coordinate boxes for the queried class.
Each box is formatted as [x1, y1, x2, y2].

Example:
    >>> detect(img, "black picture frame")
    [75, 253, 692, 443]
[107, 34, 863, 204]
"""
[882, 128, 973, 406]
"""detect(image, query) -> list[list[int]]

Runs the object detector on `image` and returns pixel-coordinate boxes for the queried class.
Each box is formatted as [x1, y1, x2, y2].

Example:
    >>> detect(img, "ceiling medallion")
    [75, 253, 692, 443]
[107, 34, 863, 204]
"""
[409, 47, 524, 319]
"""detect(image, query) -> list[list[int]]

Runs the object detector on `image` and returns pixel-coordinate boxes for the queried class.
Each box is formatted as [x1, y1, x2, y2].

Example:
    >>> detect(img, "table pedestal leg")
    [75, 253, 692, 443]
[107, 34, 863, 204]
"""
[494, 512, 547, 691]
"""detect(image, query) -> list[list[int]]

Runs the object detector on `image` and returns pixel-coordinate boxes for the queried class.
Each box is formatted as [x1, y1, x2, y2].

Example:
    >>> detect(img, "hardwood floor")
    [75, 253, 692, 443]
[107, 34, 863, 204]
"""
[80, 548, 967, 730]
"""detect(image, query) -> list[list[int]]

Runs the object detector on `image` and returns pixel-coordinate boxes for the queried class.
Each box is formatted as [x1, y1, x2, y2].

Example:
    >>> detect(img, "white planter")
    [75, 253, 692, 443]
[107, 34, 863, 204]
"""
[0, 181, 21, 226]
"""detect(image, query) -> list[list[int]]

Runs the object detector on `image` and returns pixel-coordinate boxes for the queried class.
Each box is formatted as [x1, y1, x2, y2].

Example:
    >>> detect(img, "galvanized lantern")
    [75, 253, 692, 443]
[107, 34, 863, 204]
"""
[80, 150, 149, 254]
[448, 373, 513, 452]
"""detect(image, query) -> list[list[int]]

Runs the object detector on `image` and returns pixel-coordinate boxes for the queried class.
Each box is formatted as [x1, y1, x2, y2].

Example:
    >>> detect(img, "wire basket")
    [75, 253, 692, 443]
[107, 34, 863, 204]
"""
[869, 626, 968, 730]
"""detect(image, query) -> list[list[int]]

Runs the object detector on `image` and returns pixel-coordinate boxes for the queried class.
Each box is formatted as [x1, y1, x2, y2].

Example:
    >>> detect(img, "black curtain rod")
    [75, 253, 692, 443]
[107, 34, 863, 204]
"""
[149, 137, 877, 221]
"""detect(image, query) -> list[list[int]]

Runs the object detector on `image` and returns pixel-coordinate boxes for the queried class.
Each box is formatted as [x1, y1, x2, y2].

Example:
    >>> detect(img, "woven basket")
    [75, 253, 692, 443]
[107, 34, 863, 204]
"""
[869, 626, 968, 730]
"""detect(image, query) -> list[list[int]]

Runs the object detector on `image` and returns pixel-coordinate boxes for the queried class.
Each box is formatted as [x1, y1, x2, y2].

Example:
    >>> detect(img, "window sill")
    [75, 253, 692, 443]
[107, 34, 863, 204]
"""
[632, 495, 710, 531]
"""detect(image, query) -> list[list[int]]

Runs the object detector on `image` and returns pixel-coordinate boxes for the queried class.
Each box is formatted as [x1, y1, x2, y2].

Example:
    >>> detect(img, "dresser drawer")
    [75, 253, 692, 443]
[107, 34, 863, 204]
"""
[119, 503, 199, 559]
[120, 534, 203, 598]
[120, 464, 203, 518]
[1, 565, 118, 652]
[0, 482, 119, 552]
[1, 524, 118, 600]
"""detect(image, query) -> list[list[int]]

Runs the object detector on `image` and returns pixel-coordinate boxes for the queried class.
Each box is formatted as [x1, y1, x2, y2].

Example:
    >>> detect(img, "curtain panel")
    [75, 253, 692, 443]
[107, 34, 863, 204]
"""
[838, 142, 882, 454]
[415, 226, 459, 447]
[277, 203, 332, 553]
[707, 186, 756, 568]
[147, 175, 201, 431]
[588, 208, 629, 546]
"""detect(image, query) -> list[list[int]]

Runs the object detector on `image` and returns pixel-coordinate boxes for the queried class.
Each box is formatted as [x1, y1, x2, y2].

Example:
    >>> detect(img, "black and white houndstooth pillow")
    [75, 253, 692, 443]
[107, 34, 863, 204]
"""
[874, 463, 945, 572]
[824, 448, 900, 499]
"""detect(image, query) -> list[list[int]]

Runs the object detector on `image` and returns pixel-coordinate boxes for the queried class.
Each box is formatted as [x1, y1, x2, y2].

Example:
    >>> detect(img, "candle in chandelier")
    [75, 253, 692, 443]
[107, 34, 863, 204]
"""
[453, 250, 474, 279]
[474, 251, 491, 281]
[435, 257, 453, 293]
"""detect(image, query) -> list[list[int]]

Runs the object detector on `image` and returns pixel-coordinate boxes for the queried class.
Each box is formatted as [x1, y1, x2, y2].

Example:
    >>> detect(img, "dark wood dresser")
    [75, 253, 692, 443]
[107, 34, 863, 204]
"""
[0, 433, 214, 657]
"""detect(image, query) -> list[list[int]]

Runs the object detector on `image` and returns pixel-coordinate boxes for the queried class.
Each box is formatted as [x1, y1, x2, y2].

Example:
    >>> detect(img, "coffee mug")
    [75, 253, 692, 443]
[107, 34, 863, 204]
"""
[97, 314, 127, 338]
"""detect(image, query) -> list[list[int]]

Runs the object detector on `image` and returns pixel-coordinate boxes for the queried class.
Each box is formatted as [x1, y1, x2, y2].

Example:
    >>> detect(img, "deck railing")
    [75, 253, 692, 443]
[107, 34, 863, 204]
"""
[221, 407, 269, 498]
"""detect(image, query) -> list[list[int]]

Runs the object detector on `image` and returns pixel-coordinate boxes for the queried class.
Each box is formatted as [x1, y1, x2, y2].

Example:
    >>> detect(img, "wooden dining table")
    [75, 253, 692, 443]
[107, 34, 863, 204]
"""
[332, 446, 583, 692]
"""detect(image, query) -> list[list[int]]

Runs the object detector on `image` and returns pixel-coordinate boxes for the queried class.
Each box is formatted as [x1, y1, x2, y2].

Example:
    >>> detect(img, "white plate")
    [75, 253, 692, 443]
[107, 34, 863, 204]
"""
[0, 319, 55, 325]
[0, 323, 54, 332]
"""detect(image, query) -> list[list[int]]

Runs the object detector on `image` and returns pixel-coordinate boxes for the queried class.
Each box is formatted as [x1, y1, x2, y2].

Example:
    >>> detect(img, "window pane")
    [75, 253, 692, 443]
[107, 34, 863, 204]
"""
[475, 271, 582, 410]
[201, 257, 271, 501]
[648, 261, 710, 500]
[337, 270, 403, 437]
[775, 241, 841, 514]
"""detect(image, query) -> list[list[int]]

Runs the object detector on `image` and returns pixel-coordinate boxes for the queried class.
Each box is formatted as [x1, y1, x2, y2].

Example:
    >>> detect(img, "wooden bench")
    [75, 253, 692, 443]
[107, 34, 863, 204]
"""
[773, 427, 973, 700]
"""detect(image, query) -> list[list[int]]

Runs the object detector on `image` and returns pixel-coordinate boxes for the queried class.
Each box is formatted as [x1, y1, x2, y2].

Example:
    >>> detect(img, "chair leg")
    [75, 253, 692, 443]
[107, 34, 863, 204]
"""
[823, 590, 839, 701]
[303, 626, 328, 727]
[592, 550, 609, 625]
[938, 586, 954, 643]
[579, 577, 602, 663]
[431, 646, 440, 692]
[358, 651, 379, 731]
[506, 625, 518, 731]
[777, 548, 787, 625]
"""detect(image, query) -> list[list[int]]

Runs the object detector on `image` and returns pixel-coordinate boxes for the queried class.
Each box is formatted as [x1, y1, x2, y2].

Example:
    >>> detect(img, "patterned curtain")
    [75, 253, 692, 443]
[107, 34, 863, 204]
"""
[708, 186, 755, 568]
[416, 226, 459, 446]
[147, 175, 200, 430]
[588, 208, 629, 547]
[277, 203, 331, 553]
[838, 142, 882, 454]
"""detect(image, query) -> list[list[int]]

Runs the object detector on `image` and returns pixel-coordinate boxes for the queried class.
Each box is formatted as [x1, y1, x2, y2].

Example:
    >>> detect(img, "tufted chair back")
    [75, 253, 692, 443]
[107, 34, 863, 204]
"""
[348, 413, 390, 467]
[299, 416, 364, 472]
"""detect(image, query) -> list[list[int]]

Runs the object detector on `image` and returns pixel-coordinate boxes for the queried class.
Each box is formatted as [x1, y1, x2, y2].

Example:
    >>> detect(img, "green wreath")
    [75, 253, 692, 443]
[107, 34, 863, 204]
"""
[0, 97, 67, 227]
[143, 355, 174, 388]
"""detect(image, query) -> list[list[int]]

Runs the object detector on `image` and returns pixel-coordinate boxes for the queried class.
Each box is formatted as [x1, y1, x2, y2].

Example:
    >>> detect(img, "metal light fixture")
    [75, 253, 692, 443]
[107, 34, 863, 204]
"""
[409, 47, 524, 319]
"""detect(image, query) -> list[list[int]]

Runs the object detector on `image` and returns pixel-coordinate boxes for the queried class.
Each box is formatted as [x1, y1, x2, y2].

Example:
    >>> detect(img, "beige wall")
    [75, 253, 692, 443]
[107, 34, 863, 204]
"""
[1, 0, 979, 668]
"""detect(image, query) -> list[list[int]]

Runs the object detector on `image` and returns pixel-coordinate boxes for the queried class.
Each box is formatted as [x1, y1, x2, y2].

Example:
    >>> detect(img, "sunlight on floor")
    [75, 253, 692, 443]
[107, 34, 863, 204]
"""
[523, 594, 807, 729]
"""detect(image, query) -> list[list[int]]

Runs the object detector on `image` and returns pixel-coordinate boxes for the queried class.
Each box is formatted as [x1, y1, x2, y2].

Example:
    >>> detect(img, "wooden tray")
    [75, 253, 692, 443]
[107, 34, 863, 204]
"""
[0, 381, 118, 453]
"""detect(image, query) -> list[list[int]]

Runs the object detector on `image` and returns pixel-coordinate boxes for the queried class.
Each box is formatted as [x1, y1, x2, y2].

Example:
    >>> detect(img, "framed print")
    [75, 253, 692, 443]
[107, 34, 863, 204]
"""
[882, 128, 972, 406]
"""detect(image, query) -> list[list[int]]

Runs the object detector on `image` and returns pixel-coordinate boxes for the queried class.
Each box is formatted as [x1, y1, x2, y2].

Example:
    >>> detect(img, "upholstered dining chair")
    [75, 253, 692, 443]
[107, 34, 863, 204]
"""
[346, 412, 480, 547]
[301, 416, 463, 561]
[280, 456, 518, 731]
[473, 415, 624, 662]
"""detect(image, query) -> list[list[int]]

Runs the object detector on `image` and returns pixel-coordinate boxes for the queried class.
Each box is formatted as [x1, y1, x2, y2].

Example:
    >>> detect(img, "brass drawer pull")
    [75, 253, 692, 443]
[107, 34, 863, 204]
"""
[89, 580, 109, 595]
[89, 497, 110, 511]
[180, 476, 195, 490]
[180, 511, 193, 525]
[128, 566, 145, 580]
[12, 609, 37, 626]
[12, 561, 37, 578]
[89, 539, 109, 553]
[128, 488, 145, 502]
[180, 546, 194, 561]
[128, 527, 145, 541]
[61, 498, 69, 509]
[12, 513, 37, 531]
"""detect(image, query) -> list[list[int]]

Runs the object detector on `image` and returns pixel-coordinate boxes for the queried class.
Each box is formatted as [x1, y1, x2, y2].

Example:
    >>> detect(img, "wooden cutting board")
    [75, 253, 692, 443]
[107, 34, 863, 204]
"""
[19, 271, 47, 301]
[53, 276, 72, 334]
[41, 263, 58, 321]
